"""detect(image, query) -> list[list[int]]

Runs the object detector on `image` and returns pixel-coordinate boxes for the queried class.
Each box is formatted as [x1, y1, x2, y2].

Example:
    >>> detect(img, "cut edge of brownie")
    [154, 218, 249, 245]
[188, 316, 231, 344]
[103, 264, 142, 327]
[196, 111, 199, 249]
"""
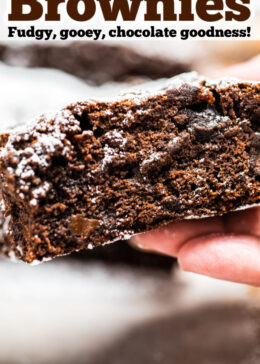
[0, 72, 259, 264]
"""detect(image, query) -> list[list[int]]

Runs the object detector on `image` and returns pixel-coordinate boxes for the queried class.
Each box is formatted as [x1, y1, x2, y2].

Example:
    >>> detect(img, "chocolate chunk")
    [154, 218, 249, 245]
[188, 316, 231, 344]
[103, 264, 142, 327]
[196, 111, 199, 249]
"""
[71, 215, 100, 239]
[0, 133, 10, 148]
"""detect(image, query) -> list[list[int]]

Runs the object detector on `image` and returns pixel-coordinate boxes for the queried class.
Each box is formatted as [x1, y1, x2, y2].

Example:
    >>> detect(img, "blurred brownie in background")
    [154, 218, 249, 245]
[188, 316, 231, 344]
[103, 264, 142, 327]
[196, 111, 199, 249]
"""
[1, 41, 260, 86]
[0, 42, 192, 85]
[87, 303, 258, 364]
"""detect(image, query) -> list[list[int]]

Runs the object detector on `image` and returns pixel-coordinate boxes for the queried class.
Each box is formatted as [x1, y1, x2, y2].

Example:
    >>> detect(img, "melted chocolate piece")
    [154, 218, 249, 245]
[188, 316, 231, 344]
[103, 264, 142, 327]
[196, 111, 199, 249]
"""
[71, 215, 100, 239]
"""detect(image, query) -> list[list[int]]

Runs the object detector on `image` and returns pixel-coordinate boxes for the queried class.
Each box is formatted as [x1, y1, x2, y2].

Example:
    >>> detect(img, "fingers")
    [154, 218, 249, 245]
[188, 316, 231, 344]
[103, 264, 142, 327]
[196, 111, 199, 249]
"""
[178, 234, 260, 286]
[132, 216, 224, 257]
[220, 55, 260, 81]
[131, 207, 260, 285]
[132, 207, 260, 256]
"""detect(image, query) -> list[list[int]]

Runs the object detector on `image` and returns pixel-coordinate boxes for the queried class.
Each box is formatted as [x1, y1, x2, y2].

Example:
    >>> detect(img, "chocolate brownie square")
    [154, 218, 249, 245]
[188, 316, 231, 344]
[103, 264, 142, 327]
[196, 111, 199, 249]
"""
[0, 73, 259, 263]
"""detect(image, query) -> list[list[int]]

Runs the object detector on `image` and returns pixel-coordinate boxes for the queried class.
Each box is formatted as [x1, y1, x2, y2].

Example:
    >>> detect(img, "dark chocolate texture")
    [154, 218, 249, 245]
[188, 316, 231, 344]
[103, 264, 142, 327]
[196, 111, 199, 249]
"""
[0, 73, 259, 263]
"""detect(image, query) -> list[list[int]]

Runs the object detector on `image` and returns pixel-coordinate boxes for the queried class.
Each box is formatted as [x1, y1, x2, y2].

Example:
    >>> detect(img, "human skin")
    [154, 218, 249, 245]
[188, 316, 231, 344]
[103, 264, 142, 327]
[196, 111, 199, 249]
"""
[132, 56, 260, 286]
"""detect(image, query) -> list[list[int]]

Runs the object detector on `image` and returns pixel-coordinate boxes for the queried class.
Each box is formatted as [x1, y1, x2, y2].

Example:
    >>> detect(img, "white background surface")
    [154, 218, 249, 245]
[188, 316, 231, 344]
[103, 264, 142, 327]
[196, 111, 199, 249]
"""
[0, 256, 249, 363]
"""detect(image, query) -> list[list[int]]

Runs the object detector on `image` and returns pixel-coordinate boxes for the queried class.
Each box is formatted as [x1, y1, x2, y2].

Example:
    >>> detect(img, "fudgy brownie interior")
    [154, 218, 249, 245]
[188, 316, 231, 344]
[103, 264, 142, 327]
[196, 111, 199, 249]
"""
[0, 73, 259, 263]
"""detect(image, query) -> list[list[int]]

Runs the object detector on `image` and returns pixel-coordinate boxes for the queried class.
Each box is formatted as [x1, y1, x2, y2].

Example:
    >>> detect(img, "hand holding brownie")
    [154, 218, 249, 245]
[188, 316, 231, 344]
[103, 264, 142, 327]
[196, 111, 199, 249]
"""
[133, 56, 260, 287]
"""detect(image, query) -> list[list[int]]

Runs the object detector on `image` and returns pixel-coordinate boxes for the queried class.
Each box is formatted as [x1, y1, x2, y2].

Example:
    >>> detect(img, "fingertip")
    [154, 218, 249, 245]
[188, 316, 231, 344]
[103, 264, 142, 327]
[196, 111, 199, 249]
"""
[221, 56, 260, 81]
[130, 217, 224, 257]
[130, 235, 153, 252]
[178, 234, 260, 286]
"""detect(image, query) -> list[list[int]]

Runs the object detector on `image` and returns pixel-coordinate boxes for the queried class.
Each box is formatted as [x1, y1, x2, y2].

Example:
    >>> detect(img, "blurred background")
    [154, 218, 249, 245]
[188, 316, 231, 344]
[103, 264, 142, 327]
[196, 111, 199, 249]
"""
[0, 38, 260, 363]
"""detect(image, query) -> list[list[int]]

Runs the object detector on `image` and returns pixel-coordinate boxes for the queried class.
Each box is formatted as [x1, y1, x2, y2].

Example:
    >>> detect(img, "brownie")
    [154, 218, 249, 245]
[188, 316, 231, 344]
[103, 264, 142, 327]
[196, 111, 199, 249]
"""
[0, 72, 259, 264]
[85, 304, 257, 364]
[0, 42, 190, 85]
